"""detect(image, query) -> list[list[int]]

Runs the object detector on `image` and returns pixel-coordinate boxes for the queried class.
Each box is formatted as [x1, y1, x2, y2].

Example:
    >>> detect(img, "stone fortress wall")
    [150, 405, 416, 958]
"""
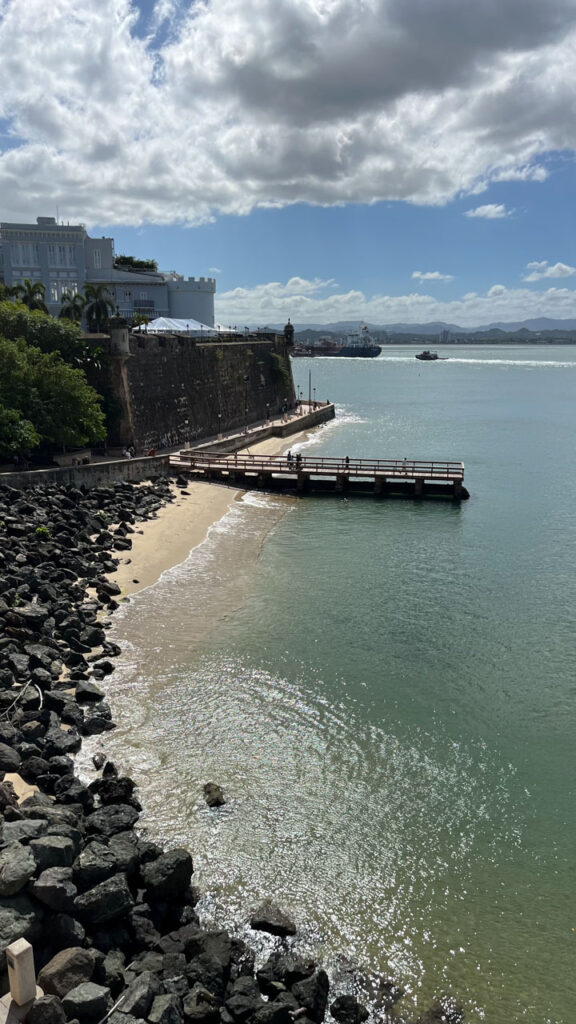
[97, 323, 297, 452]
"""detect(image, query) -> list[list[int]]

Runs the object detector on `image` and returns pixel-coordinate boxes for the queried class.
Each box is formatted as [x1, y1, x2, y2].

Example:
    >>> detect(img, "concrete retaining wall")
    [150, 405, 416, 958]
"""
[0, 405, 335, 491]
[0, 455, 172, 490]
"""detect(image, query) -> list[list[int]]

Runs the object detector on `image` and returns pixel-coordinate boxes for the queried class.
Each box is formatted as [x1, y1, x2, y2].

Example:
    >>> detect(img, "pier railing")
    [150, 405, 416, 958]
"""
[171, 451, 465, 481]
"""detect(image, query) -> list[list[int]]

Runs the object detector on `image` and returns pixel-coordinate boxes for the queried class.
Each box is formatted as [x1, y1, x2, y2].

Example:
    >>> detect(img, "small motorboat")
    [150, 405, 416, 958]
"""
[415, 350, 440, 361]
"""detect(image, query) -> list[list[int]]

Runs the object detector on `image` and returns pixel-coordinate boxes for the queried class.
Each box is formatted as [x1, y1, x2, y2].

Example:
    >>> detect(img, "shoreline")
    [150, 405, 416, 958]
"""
[112, 429, 313, 599]
[0, 445, 457, 1024]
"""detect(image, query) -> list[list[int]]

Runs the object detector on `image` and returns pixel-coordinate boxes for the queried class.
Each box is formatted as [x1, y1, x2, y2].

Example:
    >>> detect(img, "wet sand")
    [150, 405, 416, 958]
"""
[111, 430, 311, 598]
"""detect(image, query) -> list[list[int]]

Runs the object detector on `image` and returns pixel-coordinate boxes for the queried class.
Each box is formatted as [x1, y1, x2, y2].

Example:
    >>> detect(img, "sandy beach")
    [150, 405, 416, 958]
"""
[111, 429, 312, 598]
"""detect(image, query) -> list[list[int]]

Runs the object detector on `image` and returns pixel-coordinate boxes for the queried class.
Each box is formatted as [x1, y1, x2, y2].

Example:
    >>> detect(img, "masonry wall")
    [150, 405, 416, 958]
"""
[101, 334, 296, 450]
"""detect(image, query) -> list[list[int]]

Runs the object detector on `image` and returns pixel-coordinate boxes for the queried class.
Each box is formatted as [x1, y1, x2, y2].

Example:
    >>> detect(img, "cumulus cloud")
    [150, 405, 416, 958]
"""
[412, 271, 453, 283]
[215, 277, 576, 326]
[465, 204, 511, 219]
[523, 260, 576, 281]
[0, 0, 575, 224]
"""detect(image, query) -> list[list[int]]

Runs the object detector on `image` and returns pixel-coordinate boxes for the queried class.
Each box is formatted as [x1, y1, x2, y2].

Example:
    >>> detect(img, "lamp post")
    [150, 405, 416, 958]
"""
[243, 375, 249, 433]
[266, 403, 270, 423]
[313, 386, 317, 409]
[218, 412, 222, 440]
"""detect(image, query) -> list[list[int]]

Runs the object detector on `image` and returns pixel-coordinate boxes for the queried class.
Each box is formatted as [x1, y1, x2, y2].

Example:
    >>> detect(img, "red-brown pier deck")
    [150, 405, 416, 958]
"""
[171, 452, 469, 500]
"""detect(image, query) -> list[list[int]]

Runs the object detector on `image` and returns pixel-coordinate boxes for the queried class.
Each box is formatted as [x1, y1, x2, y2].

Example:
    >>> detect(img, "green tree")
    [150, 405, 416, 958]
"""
[114, 254, 158, 271]
[0, 336, 106, 456]
[11, 278, 48, 312]
[0, 406, 39, 460]
[59, 290, 85, 323]
[83, 283, 115, 333]
[0, 300, 87, 366]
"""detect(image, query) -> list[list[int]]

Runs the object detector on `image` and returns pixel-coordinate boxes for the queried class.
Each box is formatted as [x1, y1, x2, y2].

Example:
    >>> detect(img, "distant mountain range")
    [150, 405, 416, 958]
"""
[265, 317, 576, 335]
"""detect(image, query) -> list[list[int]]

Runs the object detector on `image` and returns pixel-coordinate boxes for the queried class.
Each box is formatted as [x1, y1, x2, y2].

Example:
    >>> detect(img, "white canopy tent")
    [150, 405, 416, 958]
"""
[133, 317, 225, 335]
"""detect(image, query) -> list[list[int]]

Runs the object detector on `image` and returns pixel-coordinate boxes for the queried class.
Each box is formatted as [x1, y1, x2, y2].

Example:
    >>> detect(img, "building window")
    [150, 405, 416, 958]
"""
[48, 244, 57, 266]
[93, 249, 102, 269]
[50, 282, 59, 303]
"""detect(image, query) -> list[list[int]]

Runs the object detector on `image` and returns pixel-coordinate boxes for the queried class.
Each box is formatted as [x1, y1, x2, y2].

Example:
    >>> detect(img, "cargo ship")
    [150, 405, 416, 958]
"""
[292, 325, 381, 358]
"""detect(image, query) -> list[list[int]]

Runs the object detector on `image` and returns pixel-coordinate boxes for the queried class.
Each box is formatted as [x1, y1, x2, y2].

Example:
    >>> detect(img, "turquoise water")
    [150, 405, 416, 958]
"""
[97, 346, 576, 1023]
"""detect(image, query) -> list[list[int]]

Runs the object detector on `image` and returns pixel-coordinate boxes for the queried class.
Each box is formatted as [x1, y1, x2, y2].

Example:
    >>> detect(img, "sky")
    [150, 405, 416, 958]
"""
[1, 0, 576, 327]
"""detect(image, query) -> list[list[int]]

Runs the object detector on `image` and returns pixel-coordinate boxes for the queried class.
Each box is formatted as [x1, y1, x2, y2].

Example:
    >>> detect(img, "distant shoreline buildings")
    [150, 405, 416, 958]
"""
[0, 216, 215, 326]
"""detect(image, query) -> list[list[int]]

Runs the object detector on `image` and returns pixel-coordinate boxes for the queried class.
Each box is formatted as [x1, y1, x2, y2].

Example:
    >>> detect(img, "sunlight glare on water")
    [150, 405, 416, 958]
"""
[91, 347, 576, 1024]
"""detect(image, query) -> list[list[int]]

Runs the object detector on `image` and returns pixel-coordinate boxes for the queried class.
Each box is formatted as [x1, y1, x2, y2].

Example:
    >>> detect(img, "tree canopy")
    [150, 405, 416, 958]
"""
[114, 254, 158, 271]
[0, 336, 106, 459]
[0, 300, 89, 365]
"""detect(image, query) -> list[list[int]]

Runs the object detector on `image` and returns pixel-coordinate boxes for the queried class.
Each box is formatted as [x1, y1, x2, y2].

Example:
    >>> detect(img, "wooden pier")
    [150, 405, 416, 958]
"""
[171, 452, 469, 500]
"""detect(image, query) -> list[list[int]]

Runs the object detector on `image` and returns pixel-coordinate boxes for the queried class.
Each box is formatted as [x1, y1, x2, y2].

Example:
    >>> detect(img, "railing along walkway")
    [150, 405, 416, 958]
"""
[171, 451, 465, 482]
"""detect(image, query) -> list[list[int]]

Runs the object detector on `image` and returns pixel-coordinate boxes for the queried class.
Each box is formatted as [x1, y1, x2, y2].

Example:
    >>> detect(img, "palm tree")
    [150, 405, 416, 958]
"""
[59, 291, 85, 323]
[82, 283, 115, 333]
[0, 283, 15, 302]
[12, 278, 48, 312]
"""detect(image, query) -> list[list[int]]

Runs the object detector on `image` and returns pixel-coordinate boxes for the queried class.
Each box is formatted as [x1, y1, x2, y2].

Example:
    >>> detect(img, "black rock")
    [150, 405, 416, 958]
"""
[31, 866, 77, 914]
[85, 804, 139, 838]
[291, 971, 330, 1024]
[73, 841, 121, 891]
[148, 993, 183, 1024]
[0, 842, 36, 896]
[43, 727, 82, 758]
[203, 782, 225, 807]
[225, 975, 265, 1022]
[62, 981, 112, 1021]
[115, 970, 162, 1018]
[0, 741, 22, 772]
[99, 949, 126, 998]
[76, 678, 105, 702]
[29, 835, 76, 872]
[257, 955, 315, 996]
[25, 994, 67, 1024]
[0, 893, 45, 969]
[74, 872, 134, 925]
[250, 902, 297, 938]
[89, 776, 137, 806]
[183, 985, 221, 1024]
[51, 912, 87, 950]
[141, 848, 193, 901]
[329, 995, 369, 1024]
[38, 946, 95, 998]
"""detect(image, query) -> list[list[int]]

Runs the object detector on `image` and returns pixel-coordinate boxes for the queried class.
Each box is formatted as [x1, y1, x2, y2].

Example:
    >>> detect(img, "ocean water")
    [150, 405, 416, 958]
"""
[90, 346, 576, 1023]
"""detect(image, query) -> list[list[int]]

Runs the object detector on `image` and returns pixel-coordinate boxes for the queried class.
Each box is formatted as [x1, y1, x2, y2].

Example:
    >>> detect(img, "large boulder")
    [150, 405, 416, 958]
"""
[72, 841, 120, 890]
[85, 804, 139, 838]
[73, 872, 134, 925]
[141, 848, 193, 901]
[42, 727, 82, 758]
[38, 946, 95, 998]
[292, 971, 330, 1024]
[0, 742, 22, 772]
[225, 975, 265, 1023]
[29, 835, 76, 872]
[148, 993, 183, 1024]
[329, 995, 369, 1024]
[30, 867, 77, 914]
[257, 954, 315, 996]
[24, 994, 67, 1024]
[183, 984, 221, 1024]
[62, 981, 112, 1020]
[0, 893, 44, 968]
[250, 902, 296, 937]
[115, 970, 162, 1018]
[0, 841, 36, 896]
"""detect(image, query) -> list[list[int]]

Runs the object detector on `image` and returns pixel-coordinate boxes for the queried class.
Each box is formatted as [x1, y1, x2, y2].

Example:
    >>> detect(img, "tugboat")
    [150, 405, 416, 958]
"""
[415, 350, 440, 360]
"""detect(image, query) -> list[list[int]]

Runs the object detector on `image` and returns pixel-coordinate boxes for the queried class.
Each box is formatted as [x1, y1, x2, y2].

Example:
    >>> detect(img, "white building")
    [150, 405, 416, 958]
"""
[0, 216, 215, 325]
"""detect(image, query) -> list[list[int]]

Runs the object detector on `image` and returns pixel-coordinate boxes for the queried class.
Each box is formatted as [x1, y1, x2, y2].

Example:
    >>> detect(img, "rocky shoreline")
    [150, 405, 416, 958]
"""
[0, 477, 464, 1024]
